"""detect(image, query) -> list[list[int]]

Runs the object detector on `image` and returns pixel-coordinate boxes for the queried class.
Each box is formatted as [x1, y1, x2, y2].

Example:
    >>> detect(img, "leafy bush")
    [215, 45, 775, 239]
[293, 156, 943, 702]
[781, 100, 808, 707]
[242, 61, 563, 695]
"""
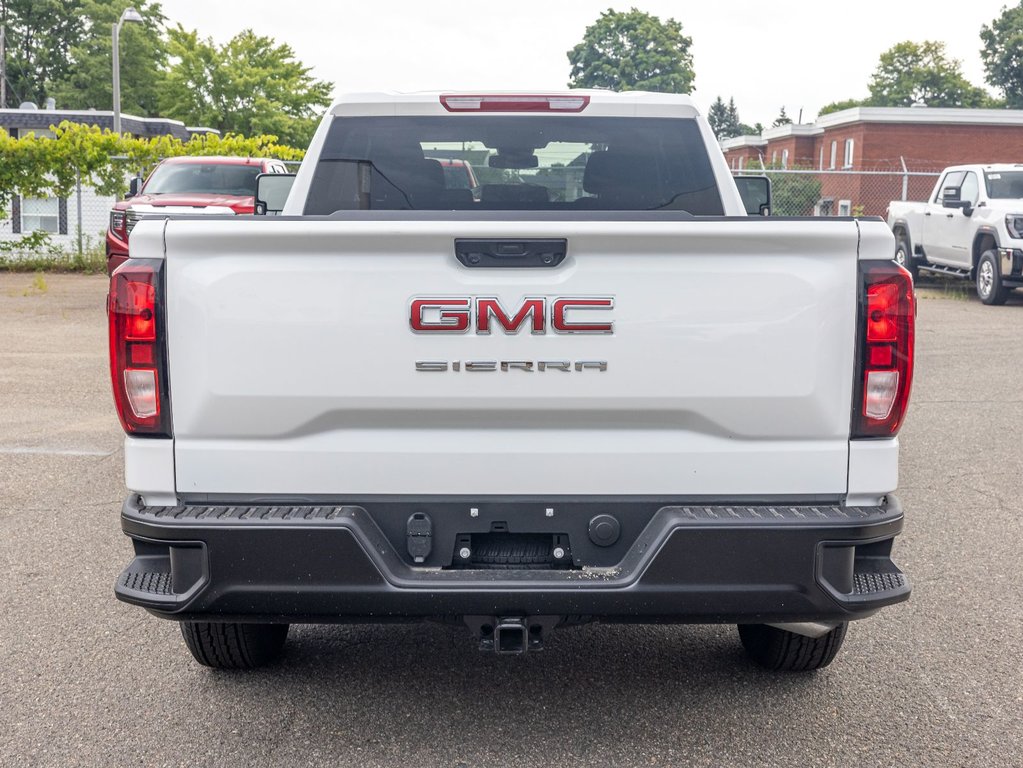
[0, 121, 304, 216]
[0, 231, 107, 274]
[761, 165, 823, 217]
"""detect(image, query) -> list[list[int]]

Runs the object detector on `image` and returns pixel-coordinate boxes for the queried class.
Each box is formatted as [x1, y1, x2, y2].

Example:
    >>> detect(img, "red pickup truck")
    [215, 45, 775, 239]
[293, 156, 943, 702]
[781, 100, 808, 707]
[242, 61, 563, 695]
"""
[106, 156, 289, 274]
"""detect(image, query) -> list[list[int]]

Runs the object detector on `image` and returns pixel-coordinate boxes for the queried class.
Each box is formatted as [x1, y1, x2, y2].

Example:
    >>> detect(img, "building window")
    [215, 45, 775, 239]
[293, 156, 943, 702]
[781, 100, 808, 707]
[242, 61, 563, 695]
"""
[22, 128, 56, 139]
[781, 149, 789, 169]
[738, 156, 744, 170]
[829, 141, 837, 170]
[843, 139, 854, 169]
[771, 151, 777, 165]
[838, 199, 852, 216]
[819, 147, 824, 170]
[21, 197, 59, 233]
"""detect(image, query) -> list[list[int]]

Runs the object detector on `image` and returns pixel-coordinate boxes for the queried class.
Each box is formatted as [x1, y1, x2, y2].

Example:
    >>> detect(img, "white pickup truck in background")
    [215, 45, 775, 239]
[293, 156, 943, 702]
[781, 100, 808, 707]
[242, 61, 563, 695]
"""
[888, 164, 1023, 304]
[109, 91, 914, 673]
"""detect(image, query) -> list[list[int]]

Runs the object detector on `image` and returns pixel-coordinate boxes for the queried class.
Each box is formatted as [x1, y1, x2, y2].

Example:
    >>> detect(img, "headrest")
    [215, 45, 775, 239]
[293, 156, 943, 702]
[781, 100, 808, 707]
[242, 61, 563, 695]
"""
[583, 152, 659, 197]
[378, 158, 444, 189]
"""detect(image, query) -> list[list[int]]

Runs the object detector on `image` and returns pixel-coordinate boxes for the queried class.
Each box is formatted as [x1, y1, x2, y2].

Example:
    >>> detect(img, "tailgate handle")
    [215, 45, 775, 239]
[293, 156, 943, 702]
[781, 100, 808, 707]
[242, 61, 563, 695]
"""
[455, 239, 567, 268]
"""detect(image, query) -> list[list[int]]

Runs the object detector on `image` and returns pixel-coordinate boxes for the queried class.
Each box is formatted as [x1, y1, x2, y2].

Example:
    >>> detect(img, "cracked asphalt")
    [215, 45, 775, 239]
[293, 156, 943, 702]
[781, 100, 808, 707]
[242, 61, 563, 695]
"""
[1, 273, 1021, 767]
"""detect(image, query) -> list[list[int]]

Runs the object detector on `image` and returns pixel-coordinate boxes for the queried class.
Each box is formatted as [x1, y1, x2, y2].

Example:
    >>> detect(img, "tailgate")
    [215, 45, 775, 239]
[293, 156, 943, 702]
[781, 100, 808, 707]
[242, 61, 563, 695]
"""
[165, 218, 860, 497]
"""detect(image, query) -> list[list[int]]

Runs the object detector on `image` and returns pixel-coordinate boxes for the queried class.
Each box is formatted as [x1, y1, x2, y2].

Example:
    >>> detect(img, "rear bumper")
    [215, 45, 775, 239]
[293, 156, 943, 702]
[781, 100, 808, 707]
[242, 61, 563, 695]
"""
[116, 494, 910, 624]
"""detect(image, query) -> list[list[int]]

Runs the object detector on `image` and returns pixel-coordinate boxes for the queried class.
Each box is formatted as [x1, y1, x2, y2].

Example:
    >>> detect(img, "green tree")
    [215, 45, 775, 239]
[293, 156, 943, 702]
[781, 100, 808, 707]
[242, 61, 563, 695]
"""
[764, 165, 821, 216]
[817, 98, 866, 116]
[728, 98, 761, 134]
[708, 96, 733, 138]
[772, 106, 792, 127]
[708, 96, 756, 139]
[158, 26, 333, 147]
[867, 40, 989, 107]
[0, 0, 84, 107]
[0, 120, 305, 215]
[981, 2, 1023, 108]
[50, 0, 168, 116]
[567, 8, 695, 93]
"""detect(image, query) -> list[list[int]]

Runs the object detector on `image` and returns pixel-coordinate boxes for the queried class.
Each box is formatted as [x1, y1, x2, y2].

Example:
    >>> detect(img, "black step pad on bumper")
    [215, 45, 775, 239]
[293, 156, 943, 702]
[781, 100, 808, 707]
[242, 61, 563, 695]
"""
[116, 494, 910, 624]
[119, 568, 172, 596]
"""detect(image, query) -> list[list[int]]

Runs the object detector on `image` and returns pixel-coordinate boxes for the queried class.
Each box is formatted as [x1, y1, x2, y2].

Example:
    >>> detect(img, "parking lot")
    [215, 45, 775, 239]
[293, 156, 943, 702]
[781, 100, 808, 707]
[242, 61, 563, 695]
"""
[1, 272, 1021, 767]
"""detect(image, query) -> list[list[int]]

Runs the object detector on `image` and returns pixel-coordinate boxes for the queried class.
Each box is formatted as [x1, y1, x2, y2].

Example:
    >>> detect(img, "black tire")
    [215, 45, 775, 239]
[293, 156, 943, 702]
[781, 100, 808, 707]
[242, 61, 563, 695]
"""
[976, 250, 1010, 305]
[180, 622, 289, 669]
[737, 622, 848, 672]
[893, 234, 917, 281]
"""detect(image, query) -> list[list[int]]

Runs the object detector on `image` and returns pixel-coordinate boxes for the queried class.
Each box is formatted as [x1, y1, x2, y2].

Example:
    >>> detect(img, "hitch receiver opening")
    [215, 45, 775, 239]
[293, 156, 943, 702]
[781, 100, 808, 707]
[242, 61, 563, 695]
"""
[464, 615, 560, 653]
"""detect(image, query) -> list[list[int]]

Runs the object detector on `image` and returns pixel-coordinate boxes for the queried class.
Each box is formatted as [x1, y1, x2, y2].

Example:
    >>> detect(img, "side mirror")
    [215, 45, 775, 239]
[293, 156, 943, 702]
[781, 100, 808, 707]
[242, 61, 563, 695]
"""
[254, 173, 296, 215]
[127, 177, 142, 198]
[734, 175, 771, 216]
[962, 201, 974, 217]
[942, 186, 965, 209]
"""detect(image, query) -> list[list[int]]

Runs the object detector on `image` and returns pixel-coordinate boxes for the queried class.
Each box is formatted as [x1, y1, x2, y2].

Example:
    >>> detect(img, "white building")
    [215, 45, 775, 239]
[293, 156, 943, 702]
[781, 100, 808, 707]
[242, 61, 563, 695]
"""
[0, 104, 217, 255]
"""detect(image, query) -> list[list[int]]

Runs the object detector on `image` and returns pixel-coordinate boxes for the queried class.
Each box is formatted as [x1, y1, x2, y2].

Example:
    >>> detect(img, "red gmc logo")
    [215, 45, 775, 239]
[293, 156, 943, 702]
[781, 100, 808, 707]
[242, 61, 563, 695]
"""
[410, 296, 615, 335]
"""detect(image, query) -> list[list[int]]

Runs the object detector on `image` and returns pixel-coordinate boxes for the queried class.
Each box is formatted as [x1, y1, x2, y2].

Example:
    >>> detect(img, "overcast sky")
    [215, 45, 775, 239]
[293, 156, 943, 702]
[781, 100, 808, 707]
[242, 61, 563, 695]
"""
[166, 0, 1013, 127]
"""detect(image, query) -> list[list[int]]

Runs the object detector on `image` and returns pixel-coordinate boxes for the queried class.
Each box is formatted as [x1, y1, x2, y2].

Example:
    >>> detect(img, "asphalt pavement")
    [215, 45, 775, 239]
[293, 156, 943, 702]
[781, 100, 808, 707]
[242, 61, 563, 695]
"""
[1, 273, 1021, 767]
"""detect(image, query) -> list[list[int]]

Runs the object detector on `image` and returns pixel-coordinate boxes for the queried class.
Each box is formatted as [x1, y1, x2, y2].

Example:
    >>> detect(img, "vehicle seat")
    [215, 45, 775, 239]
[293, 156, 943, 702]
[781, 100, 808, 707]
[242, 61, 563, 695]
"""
[427, 189, 475, 209]
[580, 151, 662, 209]
[371, 157, 446, 208]
[580, 151, 720, 212]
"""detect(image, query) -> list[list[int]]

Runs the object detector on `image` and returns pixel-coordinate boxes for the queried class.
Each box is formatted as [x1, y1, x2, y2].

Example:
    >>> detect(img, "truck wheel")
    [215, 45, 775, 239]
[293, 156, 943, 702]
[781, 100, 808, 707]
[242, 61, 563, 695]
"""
[737, 622, 848, 672]
[180, 622, 289, 669]
[976, 250, 1010, 305]
[894, 236, 917, 281]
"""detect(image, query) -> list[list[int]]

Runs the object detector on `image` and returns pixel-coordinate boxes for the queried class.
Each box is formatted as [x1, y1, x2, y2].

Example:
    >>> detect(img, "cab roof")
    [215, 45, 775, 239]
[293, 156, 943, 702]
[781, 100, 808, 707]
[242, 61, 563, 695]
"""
[329, 90, 700, 119]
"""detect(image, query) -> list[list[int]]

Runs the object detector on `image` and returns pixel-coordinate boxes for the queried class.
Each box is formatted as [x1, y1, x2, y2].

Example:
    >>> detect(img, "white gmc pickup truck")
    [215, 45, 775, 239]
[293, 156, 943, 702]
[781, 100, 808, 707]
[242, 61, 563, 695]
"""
[888, 163, 1023, 304]
[110, 91, 914, 672]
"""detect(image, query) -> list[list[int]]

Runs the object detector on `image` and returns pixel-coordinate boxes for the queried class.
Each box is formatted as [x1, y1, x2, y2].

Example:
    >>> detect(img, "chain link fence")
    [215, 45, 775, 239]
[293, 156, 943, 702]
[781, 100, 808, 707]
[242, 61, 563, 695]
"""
[732, 167, 942, 218]
[1, 160, 304, 263]
[4, 162, 946, 263]
[0, 172, 117, 260]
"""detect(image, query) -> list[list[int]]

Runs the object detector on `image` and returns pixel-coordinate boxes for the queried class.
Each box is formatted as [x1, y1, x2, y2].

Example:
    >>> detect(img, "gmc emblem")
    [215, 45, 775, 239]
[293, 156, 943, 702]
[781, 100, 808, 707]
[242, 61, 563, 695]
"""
[410, 296, 614, 335]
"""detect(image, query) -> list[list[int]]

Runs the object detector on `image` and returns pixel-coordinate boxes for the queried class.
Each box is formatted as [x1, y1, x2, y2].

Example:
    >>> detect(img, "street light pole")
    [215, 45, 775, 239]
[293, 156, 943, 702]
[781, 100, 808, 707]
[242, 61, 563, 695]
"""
[112, 21, 120, 133]
[111, 7, 144, 134]
[1, 25, 6, 110]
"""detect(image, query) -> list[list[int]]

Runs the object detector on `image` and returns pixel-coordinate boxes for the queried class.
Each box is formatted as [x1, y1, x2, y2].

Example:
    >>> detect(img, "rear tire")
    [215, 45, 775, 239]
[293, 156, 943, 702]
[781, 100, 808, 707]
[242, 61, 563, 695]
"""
[893, 235, 917, 281]
[737, 622, 848, 672]
[180, 622, 289, 669]
[976, 250, 1009, 305]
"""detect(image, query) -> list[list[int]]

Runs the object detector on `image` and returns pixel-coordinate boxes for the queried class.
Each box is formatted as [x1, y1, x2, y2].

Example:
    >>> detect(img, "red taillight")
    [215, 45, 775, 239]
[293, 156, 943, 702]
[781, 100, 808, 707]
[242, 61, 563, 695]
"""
[439, 94, 590, 112]
[853, 261, 915, 437]
[108, 259, 170, 436]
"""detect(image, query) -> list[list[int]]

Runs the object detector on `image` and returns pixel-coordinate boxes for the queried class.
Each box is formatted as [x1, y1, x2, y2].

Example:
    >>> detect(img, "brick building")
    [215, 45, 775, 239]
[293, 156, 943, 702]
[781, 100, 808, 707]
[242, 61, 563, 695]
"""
[720, 107, 1023, 216]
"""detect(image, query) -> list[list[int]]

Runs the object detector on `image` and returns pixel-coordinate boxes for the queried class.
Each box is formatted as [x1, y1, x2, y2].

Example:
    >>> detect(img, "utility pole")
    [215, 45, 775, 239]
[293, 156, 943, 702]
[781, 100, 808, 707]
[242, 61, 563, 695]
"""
[1, 25, 6, 110]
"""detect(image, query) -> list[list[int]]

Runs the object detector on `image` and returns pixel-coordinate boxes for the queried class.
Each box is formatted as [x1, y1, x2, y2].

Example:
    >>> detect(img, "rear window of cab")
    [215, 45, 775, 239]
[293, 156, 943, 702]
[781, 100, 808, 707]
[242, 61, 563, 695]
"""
[305, 115, 723, 215]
